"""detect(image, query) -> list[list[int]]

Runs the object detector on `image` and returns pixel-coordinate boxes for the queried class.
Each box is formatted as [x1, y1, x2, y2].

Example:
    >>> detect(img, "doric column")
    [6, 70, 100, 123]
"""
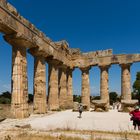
[33, 56, 47, 114]
[11, 46, 29, 118]
[48, 62, 59, 110]
[100, 65, 110, 107]
[80, 67, 91, 111]
[120, 63, 132, 100]
[59, 66, 67, 109]
[66, 68, 74, 109]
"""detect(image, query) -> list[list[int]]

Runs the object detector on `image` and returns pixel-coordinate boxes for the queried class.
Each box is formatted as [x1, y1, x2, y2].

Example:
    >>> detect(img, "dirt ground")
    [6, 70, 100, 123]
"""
[0, 105, 140, 140]
[0, 104, 11, 119]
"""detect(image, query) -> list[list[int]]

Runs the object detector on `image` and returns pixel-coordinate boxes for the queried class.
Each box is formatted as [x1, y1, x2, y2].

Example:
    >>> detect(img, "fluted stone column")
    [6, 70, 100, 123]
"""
[48, 63, 59, 110]
[59, 66, 67, 109]
[120, 64, 131, 100]
[11, 46, 29, 118]
[33, 57, 47, 114]
[81, 67, 90, 110]
[100, 65, 110, 108]
[66, 68, 73, 109]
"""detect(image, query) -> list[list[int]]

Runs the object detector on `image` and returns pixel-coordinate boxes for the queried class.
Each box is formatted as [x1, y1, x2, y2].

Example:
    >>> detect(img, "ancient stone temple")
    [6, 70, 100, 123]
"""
[0, 0, 139, 118]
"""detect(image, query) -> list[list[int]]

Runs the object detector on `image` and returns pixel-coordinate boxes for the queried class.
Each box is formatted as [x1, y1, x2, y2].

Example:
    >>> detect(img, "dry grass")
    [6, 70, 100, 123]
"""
[0, 104, 11, 118]
[3, 133, 85, 140]
[0, 104, 34, 119]
[2, 129, 140, 140]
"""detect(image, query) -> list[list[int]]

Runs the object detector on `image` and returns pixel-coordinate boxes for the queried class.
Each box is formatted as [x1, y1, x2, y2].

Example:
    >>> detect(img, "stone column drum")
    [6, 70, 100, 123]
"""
[59, 67, 67, 109]
[66, 68, 73, 109]
[11, 46, 29, 118]
[48, 63, 59, 110]
[33, 57, 47, 114]
[121, 64, 131, 100]
[100, 65, 110, 109]
[81, 67, 90, 110]
[120, 63, 138, 112]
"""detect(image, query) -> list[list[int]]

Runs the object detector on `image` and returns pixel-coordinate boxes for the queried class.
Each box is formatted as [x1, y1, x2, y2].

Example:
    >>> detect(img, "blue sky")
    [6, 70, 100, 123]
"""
[0, 0, 140, 95]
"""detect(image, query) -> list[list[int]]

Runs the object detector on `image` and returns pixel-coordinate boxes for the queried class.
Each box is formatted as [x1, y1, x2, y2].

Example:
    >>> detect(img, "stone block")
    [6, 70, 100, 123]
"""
[121, 100, 138, 112]
[73, 102, 79, 112]
[92, 100, 109, 112]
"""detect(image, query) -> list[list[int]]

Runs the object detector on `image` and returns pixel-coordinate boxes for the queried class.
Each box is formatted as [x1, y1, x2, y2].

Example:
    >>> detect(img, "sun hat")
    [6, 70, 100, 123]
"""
[135, 106, 139, 110]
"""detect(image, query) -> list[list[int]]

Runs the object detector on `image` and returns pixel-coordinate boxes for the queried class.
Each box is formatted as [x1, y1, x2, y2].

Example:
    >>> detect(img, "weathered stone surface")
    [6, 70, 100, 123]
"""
[15, 124, 31, 129]
[59, 66, 68, 109]
[121, 100, 138, 105]
[120, 100, 138, 112]
[120, 64, 132, 100]
[73, 102, 79, 112]
[100, 65, 110, 109]
[33, 57, 47, 114]
[11, 46, 29, 119]
[92, 100, 109, 111]
[48, 63, 59, 110]
[66, 68, 73, 109]
[95, 108, 104, 112]
[81, 67, 90, 111]
[1, 1, 140, 118]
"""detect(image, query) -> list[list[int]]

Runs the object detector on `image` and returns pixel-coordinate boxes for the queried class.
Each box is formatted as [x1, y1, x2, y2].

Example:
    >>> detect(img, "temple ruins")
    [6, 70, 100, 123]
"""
[0, 0, 139, 118]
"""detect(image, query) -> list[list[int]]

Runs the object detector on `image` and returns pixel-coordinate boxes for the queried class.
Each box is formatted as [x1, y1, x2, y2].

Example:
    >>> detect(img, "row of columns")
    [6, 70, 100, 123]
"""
[6, 38, 132, 118]
[11, 45, 73, 118]
[81, 64, 132, 110]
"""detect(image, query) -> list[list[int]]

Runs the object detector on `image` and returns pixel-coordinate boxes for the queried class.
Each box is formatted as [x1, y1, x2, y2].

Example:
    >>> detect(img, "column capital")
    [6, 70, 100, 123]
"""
[4, 33, 34, 48]
[47, 59, 63, 66]
[119, 63, 132, 68]
[67, 67, 75, 73]
[80, 66, 91, 72]
[58, 64, 68, 69]
[99, 65, 110, 70]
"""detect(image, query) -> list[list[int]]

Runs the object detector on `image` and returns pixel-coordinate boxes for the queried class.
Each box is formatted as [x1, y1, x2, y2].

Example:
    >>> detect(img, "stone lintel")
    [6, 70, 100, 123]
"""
[28, 47, 46, 57]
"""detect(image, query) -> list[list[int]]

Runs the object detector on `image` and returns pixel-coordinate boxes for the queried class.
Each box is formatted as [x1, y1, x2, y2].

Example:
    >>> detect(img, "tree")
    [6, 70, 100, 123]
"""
[133, 72, 140, 94]
[93, 96, 100, 100]
[109, 92, 118, 105]
[0, 91, 11, 98]
[28, 94, 33, 103]
[73, 95, 81, 103]
[0, 91, 11, 104]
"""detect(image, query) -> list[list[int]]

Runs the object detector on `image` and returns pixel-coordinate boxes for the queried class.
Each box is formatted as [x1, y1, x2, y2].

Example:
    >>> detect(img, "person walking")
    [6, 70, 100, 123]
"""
[130, 106, 140, 130]
[78, 104, 83, 118]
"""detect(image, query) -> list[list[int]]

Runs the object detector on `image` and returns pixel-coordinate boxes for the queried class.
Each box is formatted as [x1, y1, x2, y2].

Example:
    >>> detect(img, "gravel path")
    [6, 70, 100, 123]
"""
[0, 109, 134, 132]
[29, 109, 133, 131]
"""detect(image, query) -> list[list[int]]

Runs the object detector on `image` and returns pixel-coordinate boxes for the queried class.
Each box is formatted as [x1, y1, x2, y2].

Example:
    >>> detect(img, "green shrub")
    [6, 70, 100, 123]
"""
[0, 97, 11, 104]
